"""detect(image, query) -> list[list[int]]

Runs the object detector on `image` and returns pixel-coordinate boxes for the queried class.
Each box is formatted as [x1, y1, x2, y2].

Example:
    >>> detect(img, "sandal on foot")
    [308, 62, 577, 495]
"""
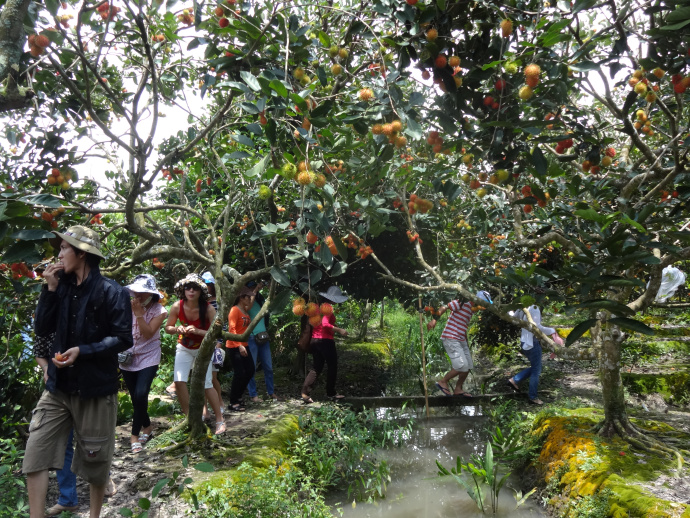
[529, 398, 544, 405]
[329, 394, 345, 401]
[215, 422, 226, 435]
[228, 404, 246, 412]
[454, 391, 473, 398]
[131, 442, 143, 453]
[506, 379, 520, 393]
[435, 382, 452, 396]
[140, 432, 154, 444]
[46, 504, 79, 516]
[105, 477, 118, 497]
[301, 396, 314, 405]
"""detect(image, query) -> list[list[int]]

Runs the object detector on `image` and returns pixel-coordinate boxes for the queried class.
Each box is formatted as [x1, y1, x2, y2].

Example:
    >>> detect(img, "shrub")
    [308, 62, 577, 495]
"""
[0, 437, 29, 517]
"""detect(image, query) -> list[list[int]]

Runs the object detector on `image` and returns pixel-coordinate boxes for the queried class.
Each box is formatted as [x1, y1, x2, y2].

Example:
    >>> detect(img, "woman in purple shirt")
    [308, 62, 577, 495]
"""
[119, 274, 168, 453]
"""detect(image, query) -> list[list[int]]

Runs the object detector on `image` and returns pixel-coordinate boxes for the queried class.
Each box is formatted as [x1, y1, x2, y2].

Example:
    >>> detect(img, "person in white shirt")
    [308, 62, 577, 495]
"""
[507, 305, 563, 405]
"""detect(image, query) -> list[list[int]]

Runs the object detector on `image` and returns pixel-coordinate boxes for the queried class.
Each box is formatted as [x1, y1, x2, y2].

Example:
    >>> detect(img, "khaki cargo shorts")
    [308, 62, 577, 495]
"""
[441, 338, 473, 372]
[22, 390, 117, 486]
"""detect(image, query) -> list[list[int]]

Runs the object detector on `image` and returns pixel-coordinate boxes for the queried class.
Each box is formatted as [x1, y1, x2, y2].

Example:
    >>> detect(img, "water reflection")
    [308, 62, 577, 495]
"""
[330, 410, 545, 517]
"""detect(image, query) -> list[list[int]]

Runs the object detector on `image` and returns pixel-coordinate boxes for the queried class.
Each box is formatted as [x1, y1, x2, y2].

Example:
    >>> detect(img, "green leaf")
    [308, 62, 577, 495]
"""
[314, 243, 333, 268]
[240, 71, 261, 91]
[240, 102, 260, 114]
[609, 317, 654, 335]
[575, 299, 635, 316]
[568, 60, 600, 72]
[246, 154, 269, 178]
[659, 19, 690, 30]
[270, 266, 291, 287]
[193, 462, 215, 472]
[565, 318, 598, 347]
[45, 0, 59, 16]
[118, 509, 134, 517]
[572, 0, 597, 14]
[21, 194, 64, 208]
[268, 289, 292, 315]
[151, 479, 169, 498]
[10, 229, 54, 241]
[269, 79, 288, 98]
[530, 146, 548, 176]
[406, 117, 423, 140]
[138, 498, 151, 510]
[2, 241, 42, 263]
[574, 208, 604, 224]
[666, 6, 690, 23]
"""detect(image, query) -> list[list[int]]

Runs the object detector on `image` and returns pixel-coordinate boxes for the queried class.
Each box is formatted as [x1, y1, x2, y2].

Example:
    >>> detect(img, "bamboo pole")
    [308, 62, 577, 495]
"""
[418, 294, 430, 419]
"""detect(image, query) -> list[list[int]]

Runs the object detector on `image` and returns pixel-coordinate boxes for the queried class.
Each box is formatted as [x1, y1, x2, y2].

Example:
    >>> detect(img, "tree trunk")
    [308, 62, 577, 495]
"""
[357, 299, 373, 341]
[592, 319, 631, 436]
[379, 298, 385, 329]
[187, 321, 223, 437]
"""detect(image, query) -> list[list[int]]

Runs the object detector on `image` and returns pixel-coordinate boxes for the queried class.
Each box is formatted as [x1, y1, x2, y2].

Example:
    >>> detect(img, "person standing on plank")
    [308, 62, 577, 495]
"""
[427, 290, 493, 398]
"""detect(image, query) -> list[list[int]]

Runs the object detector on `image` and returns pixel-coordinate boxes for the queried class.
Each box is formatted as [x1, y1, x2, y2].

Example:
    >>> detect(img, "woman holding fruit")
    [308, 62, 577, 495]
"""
[119, 274, 168, 453]
[164, 273, 225, 434]
[301, 286, 349, 404]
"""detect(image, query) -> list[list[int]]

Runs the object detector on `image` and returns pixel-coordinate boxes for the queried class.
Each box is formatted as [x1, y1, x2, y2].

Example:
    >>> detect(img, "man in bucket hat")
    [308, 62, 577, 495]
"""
[427, 290, 493, 398]
[24, 226, 133, 518]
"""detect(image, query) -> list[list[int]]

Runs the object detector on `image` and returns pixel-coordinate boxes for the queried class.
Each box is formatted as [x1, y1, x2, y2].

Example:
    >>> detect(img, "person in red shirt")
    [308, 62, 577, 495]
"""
[226, 286, 256, 412]
[427, 290, 492, 397]
[301, 286, 349, 404]
[164, 274, 225, 434]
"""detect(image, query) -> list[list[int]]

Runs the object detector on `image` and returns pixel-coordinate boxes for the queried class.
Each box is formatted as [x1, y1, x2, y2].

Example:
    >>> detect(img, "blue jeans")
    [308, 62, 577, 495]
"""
[513, 340, 542, 401]
[57, 430, 78, 507]
[247, 335, 274, 397]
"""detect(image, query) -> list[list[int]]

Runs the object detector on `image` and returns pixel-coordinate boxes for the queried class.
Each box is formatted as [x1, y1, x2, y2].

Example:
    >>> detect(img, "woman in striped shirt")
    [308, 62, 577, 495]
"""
[427, 290, 492, 397]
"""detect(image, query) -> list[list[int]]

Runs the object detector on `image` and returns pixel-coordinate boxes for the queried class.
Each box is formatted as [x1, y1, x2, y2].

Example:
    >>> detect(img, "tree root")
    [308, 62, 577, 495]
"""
[597, 417, 687, 472]
[158, 437, 192, 453]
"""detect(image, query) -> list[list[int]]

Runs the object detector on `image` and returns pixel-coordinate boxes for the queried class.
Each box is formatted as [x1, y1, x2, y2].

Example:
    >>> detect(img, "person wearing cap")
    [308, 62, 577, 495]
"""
[246, 281, 277, 403]
[226, 286, 256, 411]
[301, 286, 349, 404]
[507, 304, 564, 405]
[164, 273, 225, 434]
[24, 226, 133, 518]
[120, 274, 168, 453]
[427, 290, 493, 397]
[201, 271, 226, 415]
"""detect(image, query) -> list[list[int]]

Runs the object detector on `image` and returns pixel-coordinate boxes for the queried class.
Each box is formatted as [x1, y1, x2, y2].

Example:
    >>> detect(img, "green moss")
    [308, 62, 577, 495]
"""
[532, 410, 689, 517]
[622, 372, 690, 404]
[194, 414, 300, 492]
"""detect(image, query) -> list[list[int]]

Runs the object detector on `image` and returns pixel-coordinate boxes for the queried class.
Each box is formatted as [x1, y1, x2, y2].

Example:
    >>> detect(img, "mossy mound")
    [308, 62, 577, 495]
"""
[533, 410, 690, 517]
[195, 413, 300, 494]
[623, 372, 690, 406]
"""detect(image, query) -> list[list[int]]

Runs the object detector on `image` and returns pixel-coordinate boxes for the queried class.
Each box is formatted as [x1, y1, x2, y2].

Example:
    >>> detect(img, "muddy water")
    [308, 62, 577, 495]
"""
[331, 407, 546, 517]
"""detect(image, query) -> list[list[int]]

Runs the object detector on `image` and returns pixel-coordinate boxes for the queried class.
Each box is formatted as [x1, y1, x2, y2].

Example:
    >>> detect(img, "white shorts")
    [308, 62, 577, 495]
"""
[173, 344, 214, 389]
[441, 338, 473, 372]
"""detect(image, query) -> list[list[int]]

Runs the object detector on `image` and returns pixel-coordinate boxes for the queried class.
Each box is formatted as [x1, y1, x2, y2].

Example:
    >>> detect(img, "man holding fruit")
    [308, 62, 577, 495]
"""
[23, 226, 132, 518]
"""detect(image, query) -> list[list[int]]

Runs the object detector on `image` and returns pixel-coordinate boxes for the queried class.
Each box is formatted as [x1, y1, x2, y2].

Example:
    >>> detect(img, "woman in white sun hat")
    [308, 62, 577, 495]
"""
[164, 273, 225, 434]
[119, 274, 168, 453]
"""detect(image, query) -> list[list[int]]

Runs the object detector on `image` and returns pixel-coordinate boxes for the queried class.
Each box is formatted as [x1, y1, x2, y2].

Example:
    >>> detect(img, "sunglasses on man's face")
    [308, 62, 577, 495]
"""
[184, 285, 201, 291]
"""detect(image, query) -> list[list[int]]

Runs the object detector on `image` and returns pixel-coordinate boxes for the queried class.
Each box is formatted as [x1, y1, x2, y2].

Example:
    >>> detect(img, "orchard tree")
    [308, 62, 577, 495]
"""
[1, 0, 690, 459]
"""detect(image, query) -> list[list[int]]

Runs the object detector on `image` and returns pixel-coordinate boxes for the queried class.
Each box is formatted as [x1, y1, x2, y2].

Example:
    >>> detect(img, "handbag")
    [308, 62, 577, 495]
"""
[118, 351, 133, 366]
[212, 347, 226, 367]
[255, 331, 270, 345]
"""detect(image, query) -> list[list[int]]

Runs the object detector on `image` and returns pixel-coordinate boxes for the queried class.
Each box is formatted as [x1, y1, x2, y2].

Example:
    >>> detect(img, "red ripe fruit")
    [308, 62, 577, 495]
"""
[671, 74, 682, 84]
[491, 102, 499, 110]
[674, 82, 687, 94]
[206, 177, 212, 186]
[421, 70, 431, 80]
[495, 79, 506, 91]
[195, 178, 202, 192]
[605, 147, 616, 157]
[406, 0, 418, 4]
[306, 230, 318, 244]
[435, 54, 447, 68]
[521, 185, 532, 196]
[483, 96, 494, 106]
[555, 144, 565, 154]
[214, 6, 224, 16]
[320, 303, 334, 315]
[219, 17, 229, 28]
[523, 204, 533, 213]
[35, 35, 50, 48]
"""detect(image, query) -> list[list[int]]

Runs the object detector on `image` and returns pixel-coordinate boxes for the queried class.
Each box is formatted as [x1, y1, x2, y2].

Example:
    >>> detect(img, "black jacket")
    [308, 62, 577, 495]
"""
[34, 268, 133, 398]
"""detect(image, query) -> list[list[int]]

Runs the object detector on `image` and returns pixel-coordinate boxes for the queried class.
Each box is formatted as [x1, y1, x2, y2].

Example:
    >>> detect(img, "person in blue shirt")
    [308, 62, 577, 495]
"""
[246, 281, 277, 402]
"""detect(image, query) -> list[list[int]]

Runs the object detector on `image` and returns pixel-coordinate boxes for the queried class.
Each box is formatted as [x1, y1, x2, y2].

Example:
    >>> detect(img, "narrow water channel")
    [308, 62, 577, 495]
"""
[331, 406, 546, 517]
